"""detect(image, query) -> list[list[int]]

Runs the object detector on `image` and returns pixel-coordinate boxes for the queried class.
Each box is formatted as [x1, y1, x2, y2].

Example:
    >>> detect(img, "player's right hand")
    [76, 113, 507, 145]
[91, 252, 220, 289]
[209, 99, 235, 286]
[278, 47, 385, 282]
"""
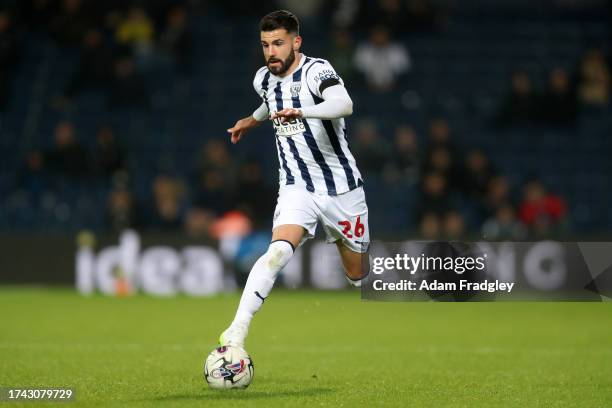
[227, 116, 259, 144]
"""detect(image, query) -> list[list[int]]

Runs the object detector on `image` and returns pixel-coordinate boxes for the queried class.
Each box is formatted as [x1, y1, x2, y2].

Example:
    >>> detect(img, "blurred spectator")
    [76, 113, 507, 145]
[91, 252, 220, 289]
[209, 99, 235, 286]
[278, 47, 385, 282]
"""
[420, 211, 441, 239]
[184, 208, 215, 238]
[482, 175, 511, 216]
[482, 204, 527, 240]
[149, 175, 185, 230]
[423, 146, 452, 181]
[94, 126, 125, 177]
[417, 172, 452, 220]
[519, 179, 568, 237]
[496, 70, 538, 127]
[577, 49, 610, 107]
[14, 150, 52, 200]
[197, 139, 237, 179]
[158, 6, 193, 74]
[354, 26, 410, 92]
[443, 211, 465, 240]
[233, 161, 275, 227]
[191, 140, 237, 215]
[540, 67, 578, 125]
[61, 29, 112, 101]
[461, 149, 495, 200]
[370, 0, 408, 36]
[192, 167, 231, 216]
[425, 117, 459, 158]
[45, 121, 91, 178]
[115, 6, 154, 56]
[329, 0, 360, 28]
[107, 184, 138, 231]
[427, 117, 450, 146]
[49, 0, 90, 46]
[384, 125, 419, 184]
[108, 56, 150, 109]
[352, 120, 391, 174]
[327, 29, 355, 82]
[423, 118, 461, 190]
[0, 11, 18, 111]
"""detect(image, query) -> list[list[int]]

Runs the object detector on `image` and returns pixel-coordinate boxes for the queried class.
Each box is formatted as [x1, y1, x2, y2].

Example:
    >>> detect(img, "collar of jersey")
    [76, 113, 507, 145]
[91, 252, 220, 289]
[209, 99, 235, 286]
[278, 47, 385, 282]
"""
[269, 53, 307, 81]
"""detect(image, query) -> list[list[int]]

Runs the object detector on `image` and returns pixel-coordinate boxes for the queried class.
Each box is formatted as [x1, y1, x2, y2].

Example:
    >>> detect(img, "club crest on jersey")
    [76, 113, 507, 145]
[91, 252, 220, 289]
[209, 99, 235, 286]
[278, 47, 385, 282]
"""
[290, 82, 301, 97]
[272, 115, 305, 137]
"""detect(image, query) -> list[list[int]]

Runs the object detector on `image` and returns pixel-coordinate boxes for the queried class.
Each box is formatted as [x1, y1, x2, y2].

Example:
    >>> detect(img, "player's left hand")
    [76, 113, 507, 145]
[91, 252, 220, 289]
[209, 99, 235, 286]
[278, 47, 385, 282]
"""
[271, 108, 303, 123]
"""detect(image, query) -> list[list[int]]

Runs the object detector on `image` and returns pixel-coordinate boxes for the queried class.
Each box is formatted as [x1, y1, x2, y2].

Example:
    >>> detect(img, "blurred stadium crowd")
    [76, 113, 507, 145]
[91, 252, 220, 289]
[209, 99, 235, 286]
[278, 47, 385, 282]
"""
[0, 0, 610, 240]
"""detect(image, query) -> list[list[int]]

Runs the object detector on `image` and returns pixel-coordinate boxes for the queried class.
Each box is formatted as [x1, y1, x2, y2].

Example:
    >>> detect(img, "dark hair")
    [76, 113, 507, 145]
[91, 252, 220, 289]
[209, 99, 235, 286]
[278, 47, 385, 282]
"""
[259, 10, 299, 35]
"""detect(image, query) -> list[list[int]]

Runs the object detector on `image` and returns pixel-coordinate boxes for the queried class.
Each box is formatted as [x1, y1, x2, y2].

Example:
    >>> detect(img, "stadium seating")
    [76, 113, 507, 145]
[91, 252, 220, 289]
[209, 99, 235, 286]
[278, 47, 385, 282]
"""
[1, 8, 610, 233]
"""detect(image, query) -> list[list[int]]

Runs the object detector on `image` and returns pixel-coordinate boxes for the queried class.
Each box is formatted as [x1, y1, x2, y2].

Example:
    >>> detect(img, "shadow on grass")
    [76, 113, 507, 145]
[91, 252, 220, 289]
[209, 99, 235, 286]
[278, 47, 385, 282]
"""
[144, 387, 334, 402]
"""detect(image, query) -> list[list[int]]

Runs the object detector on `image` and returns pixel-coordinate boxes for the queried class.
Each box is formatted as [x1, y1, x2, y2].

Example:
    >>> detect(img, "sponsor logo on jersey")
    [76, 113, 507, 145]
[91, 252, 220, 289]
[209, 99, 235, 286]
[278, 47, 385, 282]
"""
[315, 69, 340, 83]
[272, 116, 305, 137]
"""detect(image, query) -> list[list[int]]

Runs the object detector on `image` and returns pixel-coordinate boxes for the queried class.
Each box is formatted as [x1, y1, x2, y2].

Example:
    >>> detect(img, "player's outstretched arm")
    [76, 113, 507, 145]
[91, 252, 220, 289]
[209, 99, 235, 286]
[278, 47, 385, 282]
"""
[271, 85, 353, 122]
[227, 116, 259, 144]
[227, 103, 269, 144]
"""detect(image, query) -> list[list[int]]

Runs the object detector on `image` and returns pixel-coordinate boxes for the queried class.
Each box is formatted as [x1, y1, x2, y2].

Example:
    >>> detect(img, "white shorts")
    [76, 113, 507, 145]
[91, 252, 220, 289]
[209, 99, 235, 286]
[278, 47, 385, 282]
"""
[272, 185, 370, 253]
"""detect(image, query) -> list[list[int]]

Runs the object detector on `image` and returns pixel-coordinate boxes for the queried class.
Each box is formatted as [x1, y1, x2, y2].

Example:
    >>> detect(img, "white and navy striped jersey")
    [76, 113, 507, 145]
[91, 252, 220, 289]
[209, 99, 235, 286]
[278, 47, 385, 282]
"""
[253, 54, 363, 196]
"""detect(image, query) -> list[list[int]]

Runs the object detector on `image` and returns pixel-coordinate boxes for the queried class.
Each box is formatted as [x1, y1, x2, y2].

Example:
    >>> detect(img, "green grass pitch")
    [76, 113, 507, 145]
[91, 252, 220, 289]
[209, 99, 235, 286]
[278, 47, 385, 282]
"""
[1, 288, 611, 407]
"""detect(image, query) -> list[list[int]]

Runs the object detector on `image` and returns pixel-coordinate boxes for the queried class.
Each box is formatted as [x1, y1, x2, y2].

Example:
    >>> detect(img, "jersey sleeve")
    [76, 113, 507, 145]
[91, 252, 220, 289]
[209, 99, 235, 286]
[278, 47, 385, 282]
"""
[305, 60, 345, 99]
[253, 68, 265, 97]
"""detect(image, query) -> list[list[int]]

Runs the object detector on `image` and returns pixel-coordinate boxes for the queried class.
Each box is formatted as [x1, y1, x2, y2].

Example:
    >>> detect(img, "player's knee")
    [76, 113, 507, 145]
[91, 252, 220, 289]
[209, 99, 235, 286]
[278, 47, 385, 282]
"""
[264, 240, 294, 271]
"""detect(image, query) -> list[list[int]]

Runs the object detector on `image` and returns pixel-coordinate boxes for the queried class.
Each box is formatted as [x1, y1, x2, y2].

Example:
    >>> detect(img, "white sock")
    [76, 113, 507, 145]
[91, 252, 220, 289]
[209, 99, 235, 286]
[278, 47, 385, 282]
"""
[231, 240, 294, 328]
[346, 275, 364, 287]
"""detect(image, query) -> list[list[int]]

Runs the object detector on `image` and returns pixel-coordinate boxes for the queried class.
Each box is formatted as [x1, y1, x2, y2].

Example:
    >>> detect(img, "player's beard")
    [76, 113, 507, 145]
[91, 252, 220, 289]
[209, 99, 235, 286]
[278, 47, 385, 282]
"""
[267, 51, 295, 76]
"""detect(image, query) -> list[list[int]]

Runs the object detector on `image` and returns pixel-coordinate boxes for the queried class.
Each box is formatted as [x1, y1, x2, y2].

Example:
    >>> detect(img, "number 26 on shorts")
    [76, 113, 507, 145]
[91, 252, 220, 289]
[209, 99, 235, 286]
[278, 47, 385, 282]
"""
[338, 216, 365, 239]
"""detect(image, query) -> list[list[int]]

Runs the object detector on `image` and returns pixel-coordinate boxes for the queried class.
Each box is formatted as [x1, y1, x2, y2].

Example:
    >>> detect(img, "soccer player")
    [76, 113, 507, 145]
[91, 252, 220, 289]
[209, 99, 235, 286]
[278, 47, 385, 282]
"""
[220, 10, 370, 348]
